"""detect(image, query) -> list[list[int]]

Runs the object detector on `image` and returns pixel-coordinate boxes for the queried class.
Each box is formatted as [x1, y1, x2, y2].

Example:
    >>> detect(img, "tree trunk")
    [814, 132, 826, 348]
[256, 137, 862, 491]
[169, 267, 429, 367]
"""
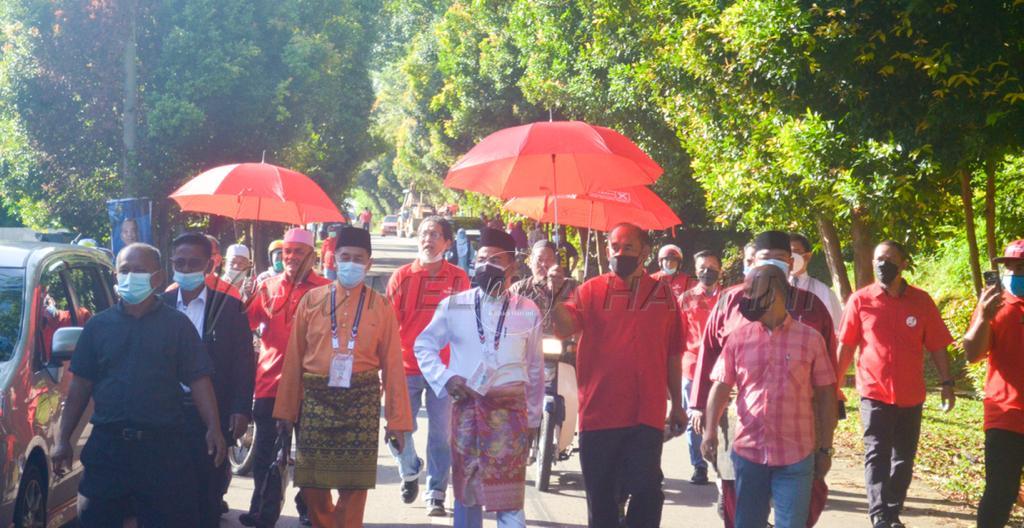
[850, 206, 874, 289]
[960, 168, 983, 295]
[815, 213, 853, 301]
[984, 156, 998, 267]
[121, 0, 138, 196]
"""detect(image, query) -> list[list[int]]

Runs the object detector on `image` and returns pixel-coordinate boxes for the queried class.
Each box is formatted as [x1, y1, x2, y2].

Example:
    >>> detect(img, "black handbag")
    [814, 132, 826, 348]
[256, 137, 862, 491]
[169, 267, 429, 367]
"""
[255, 435, 289, 526]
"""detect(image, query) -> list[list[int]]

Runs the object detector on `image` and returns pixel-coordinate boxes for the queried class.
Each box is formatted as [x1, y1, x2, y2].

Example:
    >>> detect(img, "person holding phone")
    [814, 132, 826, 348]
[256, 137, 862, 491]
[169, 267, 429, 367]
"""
[964, 239, 1024, 528]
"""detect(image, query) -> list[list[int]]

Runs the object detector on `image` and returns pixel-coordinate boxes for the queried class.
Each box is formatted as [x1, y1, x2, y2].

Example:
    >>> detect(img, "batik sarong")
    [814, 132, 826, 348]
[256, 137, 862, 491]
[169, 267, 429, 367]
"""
[294, 371, 381, 490]
[451, 382, 530, 512]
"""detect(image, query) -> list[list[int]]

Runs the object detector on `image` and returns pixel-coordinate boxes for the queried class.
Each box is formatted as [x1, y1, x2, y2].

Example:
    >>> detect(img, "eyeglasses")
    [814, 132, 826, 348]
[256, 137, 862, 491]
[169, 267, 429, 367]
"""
[419, 230, 444, 241]
[476, 254, 510, 267]
[170, 257, 208, 269]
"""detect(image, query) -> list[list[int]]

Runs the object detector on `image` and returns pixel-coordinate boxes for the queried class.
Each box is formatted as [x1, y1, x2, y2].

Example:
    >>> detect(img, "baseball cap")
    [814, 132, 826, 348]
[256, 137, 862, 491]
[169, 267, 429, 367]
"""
[994, 239, 1024, 264]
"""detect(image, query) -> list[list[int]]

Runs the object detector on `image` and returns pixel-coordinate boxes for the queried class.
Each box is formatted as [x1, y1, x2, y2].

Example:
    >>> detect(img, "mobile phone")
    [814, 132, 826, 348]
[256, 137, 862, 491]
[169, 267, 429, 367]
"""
[983, 270, 1001, 290]
[387, 433, 401, 451]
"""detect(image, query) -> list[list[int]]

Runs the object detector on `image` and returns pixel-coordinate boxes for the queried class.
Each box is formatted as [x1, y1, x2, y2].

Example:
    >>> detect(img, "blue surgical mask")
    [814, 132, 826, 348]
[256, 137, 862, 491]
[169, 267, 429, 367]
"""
[116, 272, 155, 305]
[661, 262, 678, 275]
[337, 261, 367, 288]
[757, 258, 790, 276]
[1003, 274, 1024, 297]
[174, 270, 205, 292]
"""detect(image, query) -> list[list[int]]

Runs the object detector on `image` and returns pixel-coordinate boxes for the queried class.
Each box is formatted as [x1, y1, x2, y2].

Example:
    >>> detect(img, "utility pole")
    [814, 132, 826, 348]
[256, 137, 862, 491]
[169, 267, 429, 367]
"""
[121, 0, 138, 196]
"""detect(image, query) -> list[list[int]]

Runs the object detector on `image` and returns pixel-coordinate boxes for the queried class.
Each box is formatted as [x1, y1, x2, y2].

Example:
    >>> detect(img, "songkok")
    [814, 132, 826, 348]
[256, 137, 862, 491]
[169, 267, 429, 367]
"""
[283, 228, 314, 248]
[337, 227, 372, 254]
[479, 228, 516, 253]
[753, 231, 791, 254]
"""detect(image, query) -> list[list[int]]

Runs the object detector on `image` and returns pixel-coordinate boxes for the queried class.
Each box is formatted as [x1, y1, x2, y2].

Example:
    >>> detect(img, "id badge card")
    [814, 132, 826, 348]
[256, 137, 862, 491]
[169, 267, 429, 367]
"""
[466, 361, 496, 396]
[328, 353, 354, 388]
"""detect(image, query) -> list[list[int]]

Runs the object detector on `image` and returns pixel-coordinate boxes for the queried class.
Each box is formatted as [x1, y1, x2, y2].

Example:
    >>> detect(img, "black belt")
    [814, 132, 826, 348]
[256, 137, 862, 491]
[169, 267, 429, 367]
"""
[94, 423, 180, 442]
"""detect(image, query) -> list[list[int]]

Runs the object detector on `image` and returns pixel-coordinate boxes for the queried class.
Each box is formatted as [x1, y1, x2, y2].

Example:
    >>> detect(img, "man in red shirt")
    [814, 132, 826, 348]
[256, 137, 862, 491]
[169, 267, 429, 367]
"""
[703, 265, 837, 528]
[651, 244, 698, 298]
[386, 216, 469, 516]
[690, 231, 836, 528]
[553, 223, 686, 528]
[837, 240, 955, 528]
[677, 249, 723, 485]
[963, 239, 1024, 528]
[320, 225, 339, 281]
[242, 228, 329, 527]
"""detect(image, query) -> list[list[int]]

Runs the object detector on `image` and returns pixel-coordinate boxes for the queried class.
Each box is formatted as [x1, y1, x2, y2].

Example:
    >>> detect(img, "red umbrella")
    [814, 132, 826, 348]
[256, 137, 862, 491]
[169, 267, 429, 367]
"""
[504, 186, 681, 232]
[445, 121, 663, 200]
[169, 163, 344, 224]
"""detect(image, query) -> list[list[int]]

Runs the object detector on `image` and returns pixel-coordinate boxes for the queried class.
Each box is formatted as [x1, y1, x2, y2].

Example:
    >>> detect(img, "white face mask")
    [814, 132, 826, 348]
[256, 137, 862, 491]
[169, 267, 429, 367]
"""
[792, 253, 807, 276]
[660, 262, 678, 275]
[419, 248, 443, 264]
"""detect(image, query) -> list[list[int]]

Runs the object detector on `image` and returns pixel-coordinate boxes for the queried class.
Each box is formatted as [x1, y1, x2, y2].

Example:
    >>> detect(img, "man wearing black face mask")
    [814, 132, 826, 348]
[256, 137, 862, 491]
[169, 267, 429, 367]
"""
[836, 241, 955, 528]
[552, 223, 685, 528]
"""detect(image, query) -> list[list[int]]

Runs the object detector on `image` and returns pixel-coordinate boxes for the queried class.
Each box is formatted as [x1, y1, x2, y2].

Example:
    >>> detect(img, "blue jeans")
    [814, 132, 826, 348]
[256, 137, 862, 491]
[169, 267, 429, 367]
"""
[389, 374, 452, 500]
[732, 452, 814, 528]
[682, 378, 706, 470]
[454, 501, 525, 528]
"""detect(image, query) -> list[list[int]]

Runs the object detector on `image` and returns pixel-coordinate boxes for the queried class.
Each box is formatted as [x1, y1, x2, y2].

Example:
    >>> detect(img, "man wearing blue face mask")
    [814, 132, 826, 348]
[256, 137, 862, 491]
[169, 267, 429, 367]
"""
[964, 238, 1024, 528]
[163, 232, 255, 527]
[52, 243, 225, 527]
[651, 244, 698, 298]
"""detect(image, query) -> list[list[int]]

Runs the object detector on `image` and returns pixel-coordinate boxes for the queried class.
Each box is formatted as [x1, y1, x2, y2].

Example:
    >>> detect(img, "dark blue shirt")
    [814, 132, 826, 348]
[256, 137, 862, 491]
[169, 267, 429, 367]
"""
[70, 301, 213, 429]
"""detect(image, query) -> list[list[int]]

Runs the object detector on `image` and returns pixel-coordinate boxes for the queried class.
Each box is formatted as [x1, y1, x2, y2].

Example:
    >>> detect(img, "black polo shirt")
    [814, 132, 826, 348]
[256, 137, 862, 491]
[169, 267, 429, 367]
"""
[70, 300, 213, 429]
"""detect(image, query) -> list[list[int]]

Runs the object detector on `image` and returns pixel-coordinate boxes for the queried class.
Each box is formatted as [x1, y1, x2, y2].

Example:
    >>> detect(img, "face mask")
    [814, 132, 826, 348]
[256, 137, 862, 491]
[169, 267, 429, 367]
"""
[757, 258, 790, 276]
[337, 261, 367, 288]
[223, 269, 243, 285]
[792, 253, 806, 276]
[739, 289, 773, 322]
[874, 260, 899, 285]
[698, 269, 720, 287]
[743, 263, 752, 277]
[116, 272, 155, 305]
[475, 263, 507, 295]
[173, 270, 205, 292]
[272, 260, 284, 273]
[1002, 274, 1024, 297]
[660, 262, 678, 275]
[419, 249, 443, 264]
[610, 255, 639, 279]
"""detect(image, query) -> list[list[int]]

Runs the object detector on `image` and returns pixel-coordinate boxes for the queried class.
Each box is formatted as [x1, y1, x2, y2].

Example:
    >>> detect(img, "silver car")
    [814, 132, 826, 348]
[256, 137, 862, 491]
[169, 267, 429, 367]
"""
[0, 241, 112, 527]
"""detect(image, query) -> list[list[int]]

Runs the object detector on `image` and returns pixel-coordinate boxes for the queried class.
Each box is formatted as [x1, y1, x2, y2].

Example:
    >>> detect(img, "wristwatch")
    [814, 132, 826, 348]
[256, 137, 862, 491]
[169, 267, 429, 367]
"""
[941, 379, 955, 388]
[817, 447, 834, 456]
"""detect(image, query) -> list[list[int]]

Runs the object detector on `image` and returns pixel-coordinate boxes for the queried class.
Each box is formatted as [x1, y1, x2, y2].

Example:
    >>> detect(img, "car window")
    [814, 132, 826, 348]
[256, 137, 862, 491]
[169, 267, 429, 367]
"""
[65, 266, 111, 322]
[0, 268, 25, 362]
[35, 264, 75, 364]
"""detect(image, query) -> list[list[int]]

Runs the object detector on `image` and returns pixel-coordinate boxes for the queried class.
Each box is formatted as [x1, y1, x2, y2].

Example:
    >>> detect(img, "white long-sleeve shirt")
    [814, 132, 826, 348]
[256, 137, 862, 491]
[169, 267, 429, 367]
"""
[791, 273, 844, 331]
[414, 287, 545, 428]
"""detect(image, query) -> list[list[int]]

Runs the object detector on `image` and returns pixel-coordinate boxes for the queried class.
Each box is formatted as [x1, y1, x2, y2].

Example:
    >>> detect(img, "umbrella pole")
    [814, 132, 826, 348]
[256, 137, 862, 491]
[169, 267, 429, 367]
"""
[583, 201, 593, 277]
[550, 154, 559, 230]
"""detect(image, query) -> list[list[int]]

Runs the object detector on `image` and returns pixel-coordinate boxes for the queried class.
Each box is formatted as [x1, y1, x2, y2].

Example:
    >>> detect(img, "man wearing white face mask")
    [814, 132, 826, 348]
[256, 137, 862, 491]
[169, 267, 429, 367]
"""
[274, 227, 413, 527]
[651, 244, 698, 298]
[387, 216, 470, 516]
[789, 233, 843, 330]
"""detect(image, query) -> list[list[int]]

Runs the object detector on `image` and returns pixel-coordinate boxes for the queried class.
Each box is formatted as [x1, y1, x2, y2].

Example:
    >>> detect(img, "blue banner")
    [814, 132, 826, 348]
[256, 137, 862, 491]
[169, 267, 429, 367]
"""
[106, 198, 153, 256]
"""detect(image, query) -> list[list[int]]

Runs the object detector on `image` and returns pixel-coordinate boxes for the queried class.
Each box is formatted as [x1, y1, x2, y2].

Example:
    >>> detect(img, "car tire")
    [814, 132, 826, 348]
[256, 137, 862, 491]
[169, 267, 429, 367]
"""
[13, 461, 47, 528]
[230, 421, 256, 476]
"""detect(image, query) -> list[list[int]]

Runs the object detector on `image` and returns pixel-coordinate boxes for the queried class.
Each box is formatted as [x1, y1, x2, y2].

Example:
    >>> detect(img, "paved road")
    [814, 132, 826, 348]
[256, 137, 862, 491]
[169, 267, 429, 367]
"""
[219, 235, 972, 527]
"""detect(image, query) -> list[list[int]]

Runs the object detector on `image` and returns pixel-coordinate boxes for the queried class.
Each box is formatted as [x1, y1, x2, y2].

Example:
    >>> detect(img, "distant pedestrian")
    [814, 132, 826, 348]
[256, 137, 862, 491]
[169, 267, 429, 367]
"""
[789, 233, 843, 329]
[256, 239, 285, 286]
[651, 244, 697, 298]
[509, 221, 528, 251]
[359, 208, 373, 231]
[321, 225, 340, 281]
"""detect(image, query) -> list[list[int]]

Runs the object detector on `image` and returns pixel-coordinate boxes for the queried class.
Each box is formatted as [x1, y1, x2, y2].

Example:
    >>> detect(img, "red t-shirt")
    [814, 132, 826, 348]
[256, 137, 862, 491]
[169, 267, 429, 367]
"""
[560, 273, 682, 432]
[650, 270, 698, 299]
[320, 237, 337, 271]
[678, 285, 721, 380]
[247, 272, 331, 399]
[387, 260, 470, 376]
[839, 283, 954, 407]
[974, 293, 1024, 433]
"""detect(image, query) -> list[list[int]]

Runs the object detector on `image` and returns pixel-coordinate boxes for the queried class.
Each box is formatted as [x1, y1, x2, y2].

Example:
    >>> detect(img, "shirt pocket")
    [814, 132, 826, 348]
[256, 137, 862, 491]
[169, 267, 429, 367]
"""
[497, 334, 528, 367]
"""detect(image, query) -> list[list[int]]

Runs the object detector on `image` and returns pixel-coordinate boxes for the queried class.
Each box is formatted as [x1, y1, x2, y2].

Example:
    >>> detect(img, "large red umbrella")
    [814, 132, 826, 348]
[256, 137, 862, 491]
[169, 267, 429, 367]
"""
[169, 163, 344, 224]
[504, 186, 681, 232]
[445, 121, 663, 200]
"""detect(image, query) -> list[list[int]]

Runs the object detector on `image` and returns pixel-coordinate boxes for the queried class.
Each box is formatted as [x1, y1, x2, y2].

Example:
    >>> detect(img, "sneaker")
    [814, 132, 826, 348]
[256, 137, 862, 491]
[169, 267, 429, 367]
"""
[299, 513, 313, 526]
[238, 512, 258, 527]
[220, 500, 229, 515]
[870, 514, 889, 528]
[427, 498, 446, 517]
[401, 457, 424, 504]
[690, 466, 709, 485]
[890, 515, 906, 528]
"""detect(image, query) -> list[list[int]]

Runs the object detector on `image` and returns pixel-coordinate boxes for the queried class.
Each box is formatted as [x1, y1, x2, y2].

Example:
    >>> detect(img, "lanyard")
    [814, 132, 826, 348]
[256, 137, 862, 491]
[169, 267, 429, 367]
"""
[474, 291, 510, 353]
[331, 284, 367, 352]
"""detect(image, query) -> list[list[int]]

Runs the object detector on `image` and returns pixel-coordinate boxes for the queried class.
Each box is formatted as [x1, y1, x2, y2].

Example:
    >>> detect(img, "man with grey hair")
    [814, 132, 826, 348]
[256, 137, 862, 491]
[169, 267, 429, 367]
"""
[510, 240, 578, 336]
[53, 243, 226, 527]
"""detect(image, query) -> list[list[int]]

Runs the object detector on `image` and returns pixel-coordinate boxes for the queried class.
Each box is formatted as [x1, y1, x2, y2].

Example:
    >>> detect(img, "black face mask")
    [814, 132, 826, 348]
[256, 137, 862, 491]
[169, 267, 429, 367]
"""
[739, 289, 773, 322]
[610, 255, 640, 279]
[698, 269, 720, 287]
[874, 260, 899, 285]
[475, 263, 507, 295]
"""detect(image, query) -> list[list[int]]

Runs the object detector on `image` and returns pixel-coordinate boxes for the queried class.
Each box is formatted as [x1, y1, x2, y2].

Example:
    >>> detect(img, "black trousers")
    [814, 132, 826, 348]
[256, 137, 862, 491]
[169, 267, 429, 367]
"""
[579, 425, 664, 528]
[185, 408, 231, 528]
[78, 426, 198, 528]
[249, 397, 306, 519]
[977, 428, 1024, 528]
[860, 398, 922, 519]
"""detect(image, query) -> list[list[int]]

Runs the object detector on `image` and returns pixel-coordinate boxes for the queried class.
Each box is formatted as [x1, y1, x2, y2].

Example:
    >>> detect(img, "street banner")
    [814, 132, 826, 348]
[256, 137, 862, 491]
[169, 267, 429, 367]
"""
[106, 198, 152, 255]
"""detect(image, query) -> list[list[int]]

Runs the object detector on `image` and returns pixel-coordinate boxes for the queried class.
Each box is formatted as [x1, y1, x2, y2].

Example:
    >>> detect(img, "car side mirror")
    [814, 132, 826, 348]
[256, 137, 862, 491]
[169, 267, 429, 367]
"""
[50, 327, 82, 363]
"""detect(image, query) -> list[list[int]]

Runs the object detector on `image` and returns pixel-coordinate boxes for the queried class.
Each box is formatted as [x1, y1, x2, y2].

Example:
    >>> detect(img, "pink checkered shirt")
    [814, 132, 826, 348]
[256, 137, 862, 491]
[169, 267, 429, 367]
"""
[711, 316, 836, 466]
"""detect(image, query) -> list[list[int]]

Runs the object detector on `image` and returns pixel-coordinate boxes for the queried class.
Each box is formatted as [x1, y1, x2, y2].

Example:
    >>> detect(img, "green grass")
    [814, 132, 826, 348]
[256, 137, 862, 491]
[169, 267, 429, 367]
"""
[835, 388, 985, 505]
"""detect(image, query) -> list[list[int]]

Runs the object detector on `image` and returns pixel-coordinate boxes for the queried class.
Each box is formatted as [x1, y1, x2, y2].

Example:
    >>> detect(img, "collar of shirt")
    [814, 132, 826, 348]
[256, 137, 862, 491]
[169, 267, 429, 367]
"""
[758, 314, 793, 336]
[176, 285, 208, 310]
